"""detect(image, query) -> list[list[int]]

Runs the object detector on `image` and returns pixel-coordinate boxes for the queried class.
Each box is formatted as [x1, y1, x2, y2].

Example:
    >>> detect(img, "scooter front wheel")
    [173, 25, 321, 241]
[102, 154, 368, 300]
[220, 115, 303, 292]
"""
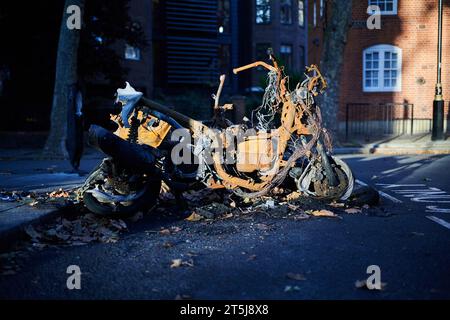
[83, 180, 161, 216]
[81, 162, 161, 216]
[296, 156, 354, 201]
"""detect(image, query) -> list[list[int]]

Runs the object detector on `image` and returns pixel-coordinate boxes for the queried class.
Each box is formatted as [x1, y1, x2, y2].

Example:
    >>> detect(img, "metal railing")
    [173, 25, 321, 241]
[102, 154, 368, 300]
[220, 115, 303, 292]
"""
[344, 102, 421, 141]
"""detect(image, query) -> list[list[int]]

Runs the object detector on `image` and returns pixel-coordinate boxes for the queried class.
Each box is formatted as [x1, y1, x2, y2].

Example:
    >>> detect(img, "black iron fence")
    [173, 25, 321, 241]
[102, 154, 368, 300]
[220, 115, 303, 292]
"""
[344, 102, 434, 141]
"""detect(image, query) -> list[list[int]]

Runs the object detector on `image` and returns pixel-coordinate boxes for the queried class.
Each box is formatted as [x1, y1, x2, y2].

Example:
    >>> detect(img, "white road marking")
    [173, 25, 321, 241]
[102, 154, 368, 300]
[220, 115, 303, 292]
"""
[426, 216, 450, 230]
[356, 179, 403, 203]
[355, 179, 368, 186]
[357, 176, 450, 230]
[378, 191, 404, 203]
[376, 183, 425, 189]
[426, 206, 450, 214]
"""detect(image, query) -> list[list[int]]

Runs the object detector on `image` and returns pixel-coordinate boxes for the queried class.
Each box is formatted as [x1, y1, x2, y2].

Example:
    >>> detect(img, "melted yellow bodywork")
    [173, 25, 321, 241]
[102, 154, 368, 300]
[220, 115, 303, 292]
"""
[111, 111, 171, 147]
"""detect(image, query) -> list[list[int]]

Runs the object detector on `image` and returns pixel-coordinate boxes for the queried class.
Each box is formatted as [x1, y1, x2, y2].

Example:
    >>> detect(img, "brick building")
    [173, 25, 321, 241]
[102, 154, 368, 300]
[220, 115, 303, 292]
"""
[149, 0, 308, 94]
[308, 0, 450, 139]
[238, 0, 308, 91]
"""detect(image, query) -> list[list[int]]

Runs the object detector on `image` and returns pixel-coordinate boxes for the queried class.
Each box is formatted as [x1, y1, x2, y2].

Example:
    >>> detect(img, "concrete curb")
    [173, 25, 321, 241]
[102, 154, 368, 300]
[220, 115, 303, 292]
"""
[334, 146, 450, 155]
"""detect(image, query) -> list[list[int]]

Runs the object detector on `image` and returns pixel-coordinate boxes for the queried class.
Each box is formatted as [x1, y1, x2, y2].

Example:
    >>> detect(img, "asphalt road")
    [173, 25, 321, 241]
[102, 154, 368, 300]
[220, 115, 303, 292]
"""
[1, 154, 450, 299]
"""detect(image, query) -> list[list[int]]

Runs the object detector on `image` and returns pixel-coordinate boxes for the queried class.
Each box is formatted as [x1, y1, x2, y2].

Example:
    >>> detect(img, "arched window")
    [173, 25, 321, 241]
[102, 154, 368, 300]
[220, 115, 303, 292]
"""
[363, 44, 402, 92]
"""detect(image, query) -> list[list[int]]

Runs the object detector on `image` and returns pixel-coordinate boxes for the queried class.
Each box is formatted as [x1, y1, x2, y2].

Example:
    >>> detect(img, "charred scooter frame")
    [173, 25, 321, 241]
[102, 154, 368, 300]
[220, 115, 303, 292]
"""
[79, 53, 354, 215]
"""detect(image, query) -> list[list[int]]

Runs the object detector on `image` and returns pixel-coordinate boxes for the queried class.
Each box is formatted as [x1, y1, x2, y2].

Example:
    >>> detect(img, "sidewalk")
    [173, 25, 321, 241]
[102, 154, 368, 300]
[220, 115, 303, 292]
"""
[0, 147, 103, 246]
[334, 133, 450, 155]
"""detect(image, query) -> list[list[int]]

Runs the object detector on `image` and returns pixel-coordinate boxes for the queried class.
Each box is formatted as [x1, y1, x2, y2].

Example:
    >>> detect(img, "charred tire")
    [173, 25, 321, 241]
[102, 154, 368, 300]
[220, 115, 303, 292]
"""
[296, 156, 354, 201]
[83, 179, 161, 216]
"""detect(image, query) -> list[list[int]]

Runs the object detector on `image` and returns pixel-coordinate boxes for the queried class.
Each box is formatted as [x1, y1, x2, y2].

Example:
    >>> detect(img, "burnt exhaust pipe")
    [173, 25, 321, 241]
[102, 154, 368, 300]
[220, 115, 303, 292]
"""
[88, 125, 157, 173]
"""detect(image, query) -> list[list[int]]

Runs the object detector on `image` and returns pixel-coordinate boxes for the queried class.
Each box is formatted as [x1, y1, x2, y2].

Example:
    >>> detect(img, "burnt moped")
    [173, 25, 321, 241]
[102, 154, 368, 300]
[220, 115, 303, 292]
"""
[79, 53, 354, 215]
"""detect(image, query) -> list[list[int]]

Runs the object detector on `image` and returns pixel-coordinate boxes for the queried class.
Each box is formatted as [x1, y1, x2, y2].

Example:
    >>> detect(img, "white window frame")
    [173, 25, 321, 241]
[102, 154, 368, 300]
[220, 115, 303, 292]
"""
[298, 0, 305, 27]
[313, 0, 317, 27]
[256, 0, 271, 24]
[125, 44, 141, 61]
[368, 0, 398, 15]
[363, 44, 402, 92]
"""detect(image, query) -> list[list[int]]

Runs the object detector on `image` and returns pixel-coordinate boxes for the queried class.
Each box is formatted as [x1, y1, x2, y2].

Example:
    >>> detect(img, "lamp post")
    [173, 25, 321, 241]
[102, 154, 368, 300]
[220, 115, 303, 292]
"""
[432, 0, 444, 141]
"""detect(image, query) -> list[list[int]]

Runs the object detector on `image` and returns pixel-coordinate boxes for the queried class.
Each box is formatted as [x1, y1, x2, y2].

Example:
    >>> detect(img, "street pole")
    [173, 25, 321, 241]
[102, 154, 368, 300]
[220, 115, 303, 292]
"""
[432, 0, 444, 141]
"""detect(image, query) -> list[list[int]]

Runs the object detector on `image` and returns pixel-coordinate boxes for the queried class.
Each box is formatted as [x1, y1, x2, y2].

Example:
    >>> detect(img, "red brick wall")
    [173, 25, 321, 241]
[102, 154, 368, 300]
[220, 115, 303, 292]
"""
[309, 0, 450, 122]
[343, 0, 450, 120]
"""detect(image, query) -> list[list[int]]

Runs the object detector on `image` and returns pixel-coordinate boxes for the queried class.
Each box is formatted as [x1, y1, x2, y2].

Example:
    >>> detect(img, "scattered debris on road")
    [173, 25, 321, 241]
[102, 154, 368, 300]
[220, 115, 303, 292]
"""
[23, 213, 128, 247]
[286, 273, 306, 281]
[170, 258, 194, 268]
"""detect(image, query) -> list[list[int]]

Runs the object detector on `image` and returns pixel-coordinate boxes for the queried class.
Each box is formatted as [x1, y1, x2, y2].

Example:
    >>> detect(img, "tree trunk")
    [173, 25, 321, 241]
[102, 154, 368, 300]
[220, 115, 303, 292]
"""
[43, 0, 84, 158]
[319, 0, 353, 140]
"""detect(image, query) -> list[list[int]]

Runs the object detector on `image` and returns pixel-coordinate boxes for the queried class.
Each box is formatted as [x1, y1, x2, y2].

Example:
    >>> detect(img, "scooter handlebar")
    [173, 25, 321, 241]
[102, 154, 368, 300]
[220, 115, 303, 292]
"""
[233, 61, 277, 74]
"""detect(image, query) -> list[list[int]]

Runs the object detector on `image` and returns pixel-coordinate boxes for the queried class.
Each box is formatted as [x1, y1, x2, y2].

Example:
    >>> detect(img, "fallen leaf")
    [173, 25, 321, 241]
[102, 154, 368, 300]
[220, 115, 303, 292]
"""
[62, 218, 72, 228]
[284, 285, 301, 292]
[255, 223, 270, 231]
[163, 242, 174, 248]
[185, 212, 203, 221]
[309, 209, 339, 218]
[159, 229, 171, 235]
[48, 188, 70, 198]
[293, 213, 310, 220]
[183, 259, 194, 267]
[247, 254, 257, 261]
[170, 258, 194, 268]
[24, 225, 41, 240]
[171, 226, 182, 233]
[286, 273, 306, 281]
[55, 232, 70, 241]
[329, 202, 345, 208]
[110, 219, 127, 231]
[285, 191, 302, 201]
[345, 208, 362, 214]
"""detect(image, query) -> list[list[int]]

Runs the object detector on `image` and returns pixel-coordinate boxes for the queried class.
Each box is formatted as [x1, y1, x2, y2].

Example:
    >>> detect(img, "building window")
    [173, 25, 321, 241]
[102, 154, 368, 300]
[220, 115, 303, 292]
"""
[299, 45, 305, 69]
[281, 0, 293, 24]
[280, 44, 293, 70]
[256, 0, 271, 24]
[319, 0, 324, 17]
[125, 44, 141, 61]
[368, 0, 398, 15]
[298, 0, 305, 27]
[363, 44, 402, 92]
[313, 0, 317, 27]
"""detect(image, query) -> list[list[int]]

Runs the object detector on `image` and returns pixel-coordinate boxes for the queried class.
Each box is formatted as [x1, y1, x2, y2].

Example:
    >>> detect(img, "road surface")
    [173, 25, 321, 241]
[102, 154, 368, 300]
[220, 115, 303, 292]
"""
[1, 154, 450, 299]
